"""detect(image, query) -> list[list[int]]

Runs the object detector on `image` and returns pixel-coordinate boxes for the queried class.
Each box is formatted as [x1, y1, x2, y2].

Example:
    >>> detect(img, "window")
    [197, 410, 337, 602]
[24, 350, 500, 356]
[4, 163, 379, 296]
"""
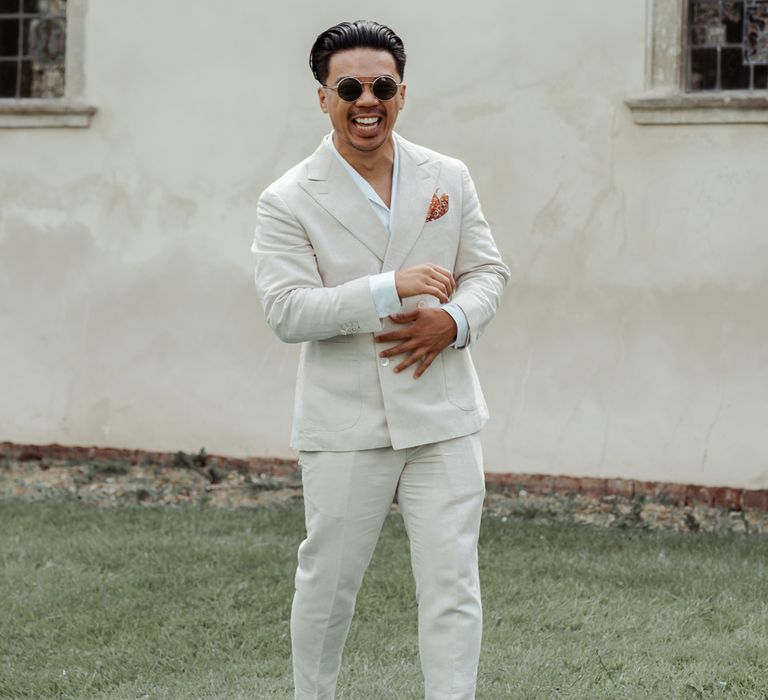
[0, 0, 66, 98]
[0, 0, 94, 127]
[687, 0, 768, 91]
[626, 0, 768, 124]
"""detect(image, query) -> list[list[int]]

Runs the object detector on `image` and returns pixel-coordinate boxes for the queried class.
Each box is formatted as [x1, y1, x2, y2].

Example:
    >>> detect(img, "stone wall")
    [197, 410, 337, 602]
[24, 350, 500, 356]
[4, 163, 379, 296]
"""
[1, 1, 766, 488]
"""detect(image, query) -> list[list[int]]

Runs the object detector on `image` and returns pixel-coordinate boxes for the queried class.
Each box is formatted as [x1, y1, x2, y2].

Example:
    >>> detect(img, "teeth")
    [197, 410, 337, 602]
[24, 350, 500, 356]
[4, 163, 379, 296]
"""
[353, 117, 379, 125]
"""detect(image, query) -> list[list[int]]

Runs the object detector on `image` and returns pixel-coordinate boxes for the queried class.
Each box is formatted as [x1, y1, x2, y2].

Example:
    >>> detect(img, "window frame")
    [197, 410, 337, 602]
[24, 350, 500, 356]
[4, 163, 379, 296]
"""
[0, 0, 95, 128]
[626, 0, 768, 124]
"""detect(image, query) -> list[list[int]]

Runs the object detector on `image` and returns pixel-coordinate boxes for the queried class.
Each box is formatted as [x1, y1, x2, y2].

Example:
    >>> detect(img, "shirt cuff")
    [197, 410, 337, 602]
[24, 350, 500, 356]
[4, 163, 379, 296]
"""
[369, 271, 402, 318]
[442, 303, 469, 349]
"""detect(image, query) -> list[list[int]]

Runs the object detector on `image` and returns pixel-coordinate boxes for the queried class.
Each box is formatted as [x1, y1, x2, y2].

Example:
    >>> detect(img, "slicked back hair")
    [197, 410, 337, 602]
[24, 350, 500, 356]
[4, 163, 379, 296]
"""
[309, 20, 406, 86]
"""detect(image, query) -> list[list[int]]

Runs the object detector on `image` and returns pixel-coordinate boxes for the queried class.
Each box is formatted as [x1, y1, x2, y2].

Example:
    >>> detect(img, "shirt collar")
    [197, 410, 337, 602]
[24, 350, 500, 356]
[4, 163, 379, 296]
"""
[325, 132, 399, 215]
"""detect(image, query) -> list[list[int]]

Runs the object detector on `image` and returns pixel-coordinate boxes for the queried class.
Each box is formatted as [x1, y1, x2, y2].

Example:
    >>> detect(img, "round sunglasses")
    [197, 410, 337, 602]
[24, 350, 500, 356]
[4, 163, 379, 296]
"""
[323, 76, 402, 102]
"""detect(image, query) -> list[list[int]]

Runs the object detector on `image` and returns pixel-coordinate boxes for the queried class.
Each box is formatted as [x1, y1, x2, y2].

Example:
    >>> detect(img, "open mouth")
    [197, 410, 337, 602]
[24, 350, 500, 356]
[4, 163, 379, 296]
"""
[351, 116, 383, 132]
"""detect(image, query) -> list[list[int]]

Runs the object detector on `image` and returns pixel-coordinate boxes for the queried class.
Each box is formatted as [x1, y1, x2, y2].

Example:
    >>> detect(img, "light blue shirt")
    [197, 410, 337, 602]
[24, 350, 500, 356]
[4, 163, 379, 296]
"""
[325, 133, 469, 348]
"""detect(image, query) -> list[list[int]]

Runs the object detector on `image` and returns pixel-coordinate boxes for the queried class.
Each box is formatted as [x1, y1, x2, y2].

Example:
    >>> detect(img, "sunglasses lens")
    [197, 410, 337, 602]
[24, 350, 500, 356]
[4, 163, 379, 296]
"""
[373, 77, 398, 100]
[336, 78, 362, 101]
[332, 77, 399, 101]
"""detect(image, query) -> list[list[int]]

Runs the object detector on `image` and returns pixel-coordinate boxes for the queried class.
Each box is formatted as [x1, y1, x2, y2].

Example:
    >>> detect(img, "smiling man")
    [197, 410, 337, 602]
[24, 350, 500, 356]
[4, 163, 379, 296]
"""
[251, 20, 509, 700]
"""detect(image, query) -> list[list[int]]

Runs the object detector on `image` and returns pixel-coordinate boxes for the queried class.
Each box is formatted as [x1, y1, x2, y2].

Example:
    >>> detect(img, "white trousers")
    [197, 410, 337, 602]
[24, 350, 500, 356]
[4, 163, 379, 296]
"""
[292, 433, 485, 700]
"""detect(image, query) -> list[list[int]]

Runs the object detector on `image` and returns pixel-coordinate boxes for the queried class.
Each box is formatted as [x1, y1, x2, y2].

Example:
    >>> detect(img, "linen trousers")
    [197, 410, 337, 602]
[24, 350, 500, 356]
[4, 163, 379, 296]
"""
[291, 432, 485, 700]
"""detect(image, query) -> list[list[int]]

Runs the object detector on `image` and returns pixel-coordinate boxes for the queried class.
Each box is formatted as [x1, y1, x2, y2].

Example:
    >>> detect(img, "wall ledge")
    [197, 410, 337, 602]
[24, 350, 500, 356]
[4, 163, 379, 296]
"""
[0, 99, 97, 128]
[2, 441, 766, 511]
[626, 92, 768, 124]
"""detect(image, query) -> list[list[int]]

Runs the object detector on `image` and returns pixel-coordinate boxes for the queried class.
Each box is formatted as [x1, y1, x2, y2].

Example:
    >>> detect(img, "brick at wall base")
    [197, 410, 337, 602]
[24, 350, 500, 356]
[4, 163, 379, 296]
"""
[482, 470, 766, 512]
[1, 441, 767, 512]
[742, 490, 768, 510]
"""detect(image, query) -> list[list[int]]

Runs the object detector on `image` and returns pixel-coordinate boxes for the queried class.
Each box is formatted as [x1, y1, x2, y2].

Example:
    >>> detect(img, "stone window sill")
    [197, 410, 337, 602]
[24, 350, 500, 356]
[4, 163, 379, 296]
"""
[0, 99, 96, 128]
[625, 92, 768, 125]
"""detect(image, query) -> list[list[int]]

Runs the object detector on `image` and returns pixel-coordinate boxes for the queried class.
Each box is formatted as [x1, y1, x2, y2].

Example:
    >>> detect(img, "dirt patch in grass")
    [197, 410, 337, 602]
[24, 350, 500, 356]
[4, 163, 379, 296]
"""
[1, 451, 766, 535]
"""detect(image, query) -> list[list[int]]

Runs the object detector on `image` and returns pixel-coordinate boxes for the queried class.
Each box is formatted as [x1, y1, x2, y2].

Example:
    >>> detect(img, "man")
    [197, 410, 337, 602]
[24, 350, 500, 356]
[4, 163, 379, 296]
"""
[252, 20, 509, 700]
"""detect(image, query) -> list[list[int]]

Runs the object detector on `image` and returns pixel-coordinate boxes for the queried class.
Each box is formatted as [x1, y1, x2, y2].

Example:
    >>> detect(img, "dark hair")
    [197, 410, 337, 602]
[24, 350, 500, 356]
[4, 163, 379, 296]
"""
[309, 20, 406, 85]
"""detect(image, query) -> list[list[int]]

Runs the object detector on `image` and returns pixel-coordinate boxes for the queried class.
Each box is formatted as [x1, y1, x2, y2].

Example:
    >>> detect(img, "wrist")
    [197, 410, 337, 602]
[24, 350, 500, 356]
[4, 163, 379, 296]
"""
[439, 308, 458, 341]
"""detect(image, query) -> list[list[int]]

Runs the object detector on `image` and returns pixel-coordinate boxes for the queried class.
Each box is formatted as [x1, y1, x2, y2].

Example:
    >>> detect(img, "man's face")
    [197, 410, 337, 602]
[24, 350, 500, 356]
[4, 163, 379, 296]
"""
[318, 47, 405, 156]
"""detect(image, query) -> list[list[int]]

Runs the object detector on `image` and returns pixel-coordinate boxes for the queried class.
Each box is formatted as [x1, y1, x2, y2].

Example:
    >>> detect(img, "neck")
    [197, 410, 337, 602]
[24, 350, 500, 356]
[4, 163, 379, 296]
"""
[333, 133, 394, 176]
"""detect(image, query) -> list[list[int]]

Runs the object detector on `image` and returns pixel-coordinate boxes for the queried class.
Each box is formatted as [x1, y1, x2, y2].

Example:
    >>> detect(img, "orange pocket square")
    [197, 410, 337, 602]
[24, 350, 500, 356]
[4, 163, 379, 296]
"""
[425, 191, 449, 222]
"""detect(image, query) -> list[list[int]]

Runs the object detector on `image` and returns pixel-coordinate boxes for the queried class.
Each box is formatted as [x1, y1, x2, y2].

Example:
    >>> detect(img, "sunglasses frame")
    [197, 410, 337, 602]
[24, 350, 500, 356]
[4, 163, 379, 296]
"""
[323, 75, 402, 102]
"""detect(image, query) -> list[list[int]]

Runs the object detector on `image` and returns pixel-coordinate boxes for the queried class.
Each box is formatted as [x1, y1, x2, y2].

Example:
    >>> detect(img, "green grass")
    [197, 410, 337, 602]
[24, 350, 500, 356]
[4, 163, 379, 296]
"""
[0, 501, 767, 699]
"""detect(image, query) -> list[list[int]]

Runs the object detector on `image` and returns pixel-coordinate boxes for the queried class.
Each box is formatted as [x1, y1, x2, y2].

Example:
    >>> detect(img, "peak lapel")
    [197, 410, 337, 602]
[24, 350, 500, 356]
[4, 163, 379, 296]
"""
[299, 144, 388, 262]
[383, 137, 442, 272]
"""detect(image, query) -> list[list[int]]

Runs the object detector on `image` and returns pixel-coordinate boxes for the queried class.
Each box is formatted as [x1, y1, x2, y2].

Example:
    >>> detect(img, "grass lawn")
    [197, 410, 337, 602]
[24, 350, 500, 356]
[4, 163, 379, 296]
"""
[1, 500, 767, 699]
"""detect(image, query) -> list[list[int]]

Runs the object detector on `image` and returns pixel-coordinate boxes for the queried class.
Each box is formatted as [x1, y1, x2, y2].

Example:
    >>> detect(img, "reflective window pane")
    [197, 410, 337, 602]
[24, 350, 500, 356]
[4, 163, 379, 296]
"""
[690, 48, 718, 89]
[18, 55, 31, 94]
[722, 47, 751, 87]
[0, 58, 16, 96]
[0, 0, 20, 15]
[723, 1, 744, 43]
[745, 2, 768, 64]
[0, 18, 19, 56]
[754, 64, 768, 87]
[692, 0, 720, 24]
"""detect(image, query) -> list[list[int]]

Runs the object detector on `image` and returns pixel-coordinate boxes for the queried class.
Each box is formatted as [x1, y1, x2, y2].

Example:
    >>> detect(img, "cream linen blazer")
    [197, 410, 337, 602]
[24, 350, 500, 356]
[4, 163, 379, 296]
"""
[252, 133, 510, 451]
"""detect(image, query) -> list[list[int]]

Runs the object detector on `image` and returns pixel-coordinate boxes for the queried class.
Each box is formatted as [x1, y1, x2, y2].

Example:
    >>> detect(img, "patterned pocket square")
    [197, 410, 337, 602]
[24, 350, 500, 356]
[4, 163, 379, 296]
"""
[426, 190, 449, 222]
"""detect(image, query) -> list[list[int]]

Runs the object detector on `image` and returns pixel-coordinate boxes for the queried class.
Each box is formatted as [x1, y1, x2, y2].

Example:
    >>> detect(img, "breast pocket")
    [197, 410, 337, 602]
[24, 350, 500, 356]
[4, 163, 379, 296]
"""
[300, 339, 362, 431]
[414, 213, 460, 267]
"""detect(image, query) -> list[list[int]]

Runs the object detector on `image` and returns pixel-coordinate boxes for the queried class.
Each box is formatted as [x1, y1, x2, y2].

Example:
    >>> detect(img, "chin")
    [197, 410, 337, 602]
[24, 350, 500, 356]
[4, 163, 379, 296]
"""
[347, 132, 391, 153]
[352, 141, 385, 152]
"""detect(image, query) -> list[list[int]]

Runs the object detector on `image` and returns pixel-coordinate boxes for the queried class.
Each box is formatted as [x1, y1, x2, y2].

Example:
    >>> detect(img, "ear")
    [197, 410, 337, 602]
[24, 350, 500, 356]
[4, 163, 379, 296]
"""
[399, 84, 406, 111]
[318, 86, 329, 114]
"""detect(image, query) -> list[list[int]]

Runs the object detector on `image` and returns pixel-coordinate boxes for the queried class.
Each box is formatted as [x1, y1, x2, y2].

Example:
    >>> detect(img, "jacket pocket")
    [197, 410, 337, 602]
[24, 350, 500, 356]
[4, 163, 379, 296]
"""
[299, 340, 362, 431]
[442, 347, 481, 411]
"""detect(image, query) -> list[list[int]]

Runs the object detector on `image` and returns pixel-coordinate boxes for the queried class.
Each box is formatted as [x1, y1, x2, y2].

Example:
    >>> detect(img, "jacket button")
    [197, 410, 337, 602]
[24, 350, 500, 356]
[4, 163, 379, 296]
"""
[380, 357, 390, 367]
[416, 300, 426, 309]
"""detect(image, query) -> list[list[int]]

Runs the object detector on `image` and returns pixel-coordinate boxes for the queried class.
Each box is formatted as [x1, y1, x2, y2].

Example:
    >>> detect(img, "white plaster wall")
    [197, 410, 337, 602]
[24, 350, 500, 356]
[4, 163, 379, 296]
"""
[1, 1, 766, 488]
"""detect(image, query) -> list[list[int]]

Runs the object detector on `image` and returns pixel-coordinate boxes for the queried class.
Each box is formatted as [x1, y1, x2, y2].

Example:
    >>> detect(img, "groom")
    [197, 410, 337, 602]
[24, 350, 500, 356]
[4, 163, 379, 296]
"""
[252, 20, 509, 700]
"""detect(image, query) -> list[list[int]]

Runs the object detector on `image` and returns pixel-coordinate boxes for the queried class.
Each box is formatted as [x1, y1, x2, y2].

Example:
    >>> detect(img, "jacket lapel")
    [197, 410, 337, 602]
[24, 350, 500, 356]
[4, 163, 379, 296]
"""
[383, 135, 442, 272]
[299, 142, 389, 262]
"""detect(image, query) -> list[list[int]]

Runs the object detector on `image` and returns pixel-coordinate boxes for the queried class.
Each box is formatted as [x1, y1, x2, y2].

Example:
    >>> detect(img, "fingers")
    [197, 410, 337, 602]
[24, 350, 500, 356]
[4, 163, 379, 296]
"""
[377, 341, 412, 358]
[423, 266, 453, 302]
[394, 349, 436, 377]
[374, 315, 417, 344]
[395, 264, 456, 301]
[427, 285, 450, 304]
[413, 352, 438, 379]
[378, 336, 441, 377]
[388, 310, 419, 324]
[377, 337, 428, 368]
[427, 264, 456, 296]
[375, 331, 408, 344]
[375, 307, 453, 376]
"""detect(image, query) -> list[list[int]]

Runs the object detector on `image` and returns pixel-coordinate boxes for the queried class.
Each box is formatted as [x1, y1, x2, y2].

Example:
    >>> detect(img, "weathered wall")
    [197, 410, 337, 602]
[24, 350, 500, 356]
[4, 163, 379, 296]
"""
[1, 1, 766, 488]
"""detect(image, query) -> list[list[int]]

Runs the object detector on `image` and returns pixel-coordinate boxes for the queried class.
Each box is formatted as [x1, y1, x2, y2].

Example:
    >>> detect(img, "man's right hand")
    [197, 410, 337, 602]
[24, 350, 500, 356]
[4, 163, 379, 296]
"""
[394, 264, 456, 304]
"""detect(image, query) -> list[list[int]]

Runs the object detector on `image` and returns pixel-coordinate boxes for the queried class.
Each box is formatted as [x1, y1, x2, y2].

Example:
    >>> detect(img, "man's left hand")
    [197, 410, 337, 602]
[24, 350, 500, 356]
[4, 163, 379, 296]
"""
[375, 308, 457, 378]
